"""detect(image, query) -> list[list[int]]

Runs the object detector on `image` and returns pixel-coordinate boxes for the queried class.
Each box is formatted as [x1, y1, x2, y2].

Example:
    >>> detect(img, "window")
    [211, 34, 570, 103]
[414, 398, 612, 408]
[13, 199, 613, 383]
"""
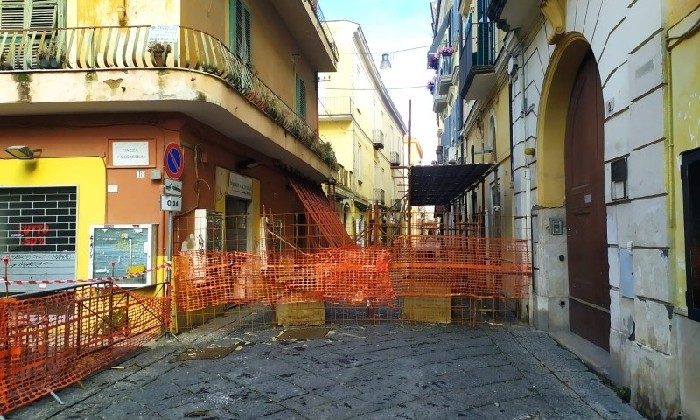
[0, 0, 65, 69]
[681, 148, 700, 321]
[296, 74, 307, 119]
[229, 0, 251, 62]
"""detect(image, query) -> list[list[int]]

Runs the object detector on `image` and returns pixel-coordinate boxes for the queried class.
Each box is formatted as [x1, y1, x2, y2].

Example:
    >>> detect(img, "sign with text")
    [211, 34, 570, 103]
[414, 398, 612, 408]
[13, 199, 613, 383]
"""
[164, 179, 182, 196]
[148, 25, 179, 43]
[112, 141, 150, 166]
[161, 195, 182, 212]
[227, 172, 253, 199]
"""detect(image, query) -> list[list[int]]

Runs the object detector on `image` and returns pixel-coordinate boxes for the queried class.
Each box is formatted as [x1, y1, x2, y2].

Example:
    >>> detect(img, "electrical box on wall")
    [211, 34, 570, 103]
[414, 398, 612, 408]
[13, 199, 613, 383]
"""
[88, 224, 156, 287]
[550, 218, 564, 235]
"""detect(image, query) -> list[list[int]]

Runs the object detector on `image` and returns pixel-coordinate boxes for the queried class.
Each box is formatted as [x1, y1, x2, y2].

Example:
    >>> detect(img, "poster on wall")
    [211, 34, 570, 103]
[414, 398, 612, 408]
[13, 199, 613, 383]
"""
[88, 224, 156, 287]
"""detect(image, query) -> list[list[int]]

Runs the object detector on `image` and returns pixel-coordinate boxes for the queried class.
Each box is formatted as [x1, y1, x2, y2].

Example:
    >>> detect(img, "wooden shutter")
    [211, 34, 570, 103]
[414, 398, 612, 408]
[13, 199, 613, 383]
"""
[30, 0, 58, 28]
[296, 75, 306, 119]
[243, 5, 250, 62]
[0, 0, 59, 69]
[0, 0, 25, 30]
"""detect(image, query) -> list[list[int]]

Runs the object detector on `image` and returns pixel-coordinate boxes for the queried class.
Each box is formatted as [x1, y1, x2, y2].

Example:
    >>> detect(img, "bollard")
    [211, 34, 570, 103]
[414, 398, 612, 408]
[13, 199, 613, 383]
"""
[3, 255, 8, 297]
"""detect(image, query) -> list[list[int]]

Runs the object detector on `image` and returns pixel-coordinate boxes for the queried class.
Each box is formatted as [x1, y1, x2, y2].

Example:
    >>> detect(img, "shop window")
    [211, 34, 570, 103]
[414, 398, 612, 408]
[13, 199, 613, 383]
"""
[681, 148, 700, 321]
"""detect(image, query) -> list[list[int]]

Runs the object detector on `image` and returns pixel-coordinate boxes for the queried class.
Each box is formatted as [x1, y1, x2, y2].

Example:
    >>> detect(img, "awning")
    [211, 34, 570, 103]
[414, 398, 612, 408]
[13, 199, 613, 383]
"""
[409, 164, 493, 206]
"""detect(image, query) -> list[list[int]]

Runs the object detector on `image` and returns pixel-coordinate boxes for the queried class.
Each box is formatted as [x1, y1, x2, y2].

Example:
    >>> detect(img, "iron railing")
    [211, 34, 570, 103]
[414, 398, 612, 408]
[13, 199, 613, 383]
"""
[0, 25, 338, 170]
[305, 0, 339, 62]
[459, 20, 496, 98]
[319, 96, 352, 116]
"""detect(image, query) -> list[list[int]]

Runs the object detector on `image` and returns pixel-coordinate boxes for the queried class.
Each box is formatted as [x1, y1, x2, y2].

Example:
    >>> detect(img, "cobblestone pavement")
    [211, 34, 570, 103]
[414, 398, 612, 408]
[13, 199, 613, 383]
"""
[10, 316, 643, 420]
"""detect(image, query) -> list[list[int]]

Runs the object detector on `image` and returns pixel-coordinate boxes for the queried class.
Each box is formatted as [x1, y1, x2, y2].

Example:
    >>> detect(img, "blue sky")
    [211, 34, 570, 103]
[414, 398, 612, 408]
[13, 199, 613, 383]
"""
[320, 0, 438, 163]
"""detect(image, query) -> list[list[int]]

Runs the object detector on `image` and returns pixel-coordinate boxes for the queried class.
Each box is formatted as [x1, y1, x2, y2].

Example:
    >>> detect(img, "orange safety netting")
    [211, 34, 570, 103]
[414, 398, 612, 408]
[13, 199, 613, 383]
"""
[391, 235, 531, 299]
[0, 282, 169, 415]
[174, 247, 394, 311]
[289, 179, 355, 248]
[173, 235, 531, 312]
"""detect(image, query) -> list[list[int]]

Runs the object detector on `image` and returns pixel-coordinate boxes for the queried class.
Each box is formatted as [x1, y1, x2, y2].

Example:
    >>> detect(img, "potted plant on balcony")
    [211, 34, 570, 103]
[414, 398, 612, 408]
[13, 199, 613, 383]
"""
[428, 53, 439, 70]
[427, 77, 436, 94]
[0, 53, 12, 70]
[37, 44, 64, 69]
[147, 41, 172, 67]
[438, 45, 454, 57]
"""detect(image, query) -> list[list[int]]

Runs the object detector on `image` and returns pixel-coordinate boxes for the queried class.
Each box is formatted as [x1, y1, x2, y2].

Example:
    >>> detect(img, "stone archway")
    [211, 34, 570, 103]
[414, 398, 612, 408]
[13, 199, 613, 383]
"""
[534, 32, 610, 350]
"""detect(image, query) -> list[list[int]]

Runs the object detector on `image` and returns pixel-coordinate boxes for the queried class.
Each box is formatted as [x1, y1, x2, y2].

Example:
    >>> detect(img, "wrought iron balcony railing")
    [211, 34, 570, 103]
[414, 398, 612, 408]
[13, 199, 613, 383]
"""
[0, 25, 338, 170]
[319, 96, 352, 116]
[459, 19, 497, 100]
[307, 0, 339, 62]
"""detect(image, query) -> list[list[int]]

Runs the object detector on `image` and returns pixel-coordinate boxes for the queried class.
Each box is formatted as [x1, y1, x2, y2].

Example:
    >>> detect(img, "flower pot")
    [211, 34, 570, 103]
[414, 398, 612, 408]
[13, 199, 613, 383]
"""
[152, 52, 165, 67]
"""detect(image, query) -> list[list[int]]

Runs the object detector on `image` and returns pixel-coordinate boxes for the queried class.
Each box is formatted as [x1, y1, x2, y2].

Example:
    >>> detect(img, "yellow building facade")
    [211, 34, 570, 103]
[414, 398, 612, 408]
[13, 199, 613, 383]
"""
[319, 20, 407, 244]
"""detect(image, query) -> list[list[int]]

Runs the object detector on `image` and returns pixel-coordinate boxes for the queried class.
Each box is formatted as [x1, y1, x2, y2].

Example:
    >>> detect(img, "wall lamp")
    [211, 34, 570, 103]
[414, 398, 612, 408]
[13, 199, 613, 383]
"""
[5, 145, 42, 159]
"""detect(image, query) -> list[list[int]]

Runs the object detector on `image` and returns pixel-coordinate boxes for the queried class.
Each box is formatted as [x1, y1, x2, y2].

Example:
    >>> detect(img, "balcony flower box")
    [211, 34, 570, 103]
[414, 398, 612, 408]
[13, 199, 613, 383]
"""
[438, 46, 454, 57]
[428, 54, 439, 70]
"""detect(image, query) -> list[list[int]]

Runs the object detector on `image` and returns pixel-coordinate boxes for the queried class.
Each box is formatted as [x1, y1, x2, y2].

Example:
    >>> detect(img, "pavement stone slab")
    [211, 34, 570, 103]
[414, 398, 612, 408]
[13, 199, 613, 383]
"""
[7, 321, 643, 420]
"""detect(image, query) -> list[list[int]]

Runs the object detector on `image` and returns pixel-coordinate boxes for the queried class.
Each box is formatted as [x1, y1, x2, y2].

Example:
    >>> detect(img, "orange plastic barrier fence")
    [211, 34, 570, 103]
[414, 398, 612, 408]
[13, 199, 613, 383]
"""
[174, 247, 393, 311]
[174, 235, 531, 312]
[391, 235, 531, 299]
[0, 282, 169, 415]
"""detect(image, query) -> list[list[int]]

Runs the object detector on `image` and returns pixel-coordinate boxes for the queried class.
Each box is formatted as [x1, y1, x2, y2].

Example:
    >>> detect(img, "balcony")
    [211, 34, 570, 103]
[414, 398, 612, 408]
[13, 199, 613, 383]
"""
[373, 188, 385, 206]
[487, 0, 541, 33]
[437, 54, 454, 95]
[372, 129, 384, 150]
[0, 25, 337, 182]
[271, 0, 338, 71]
[459, 20, 497, 102]
[319, 96, 352, 119]
[432, 89, 448, 113]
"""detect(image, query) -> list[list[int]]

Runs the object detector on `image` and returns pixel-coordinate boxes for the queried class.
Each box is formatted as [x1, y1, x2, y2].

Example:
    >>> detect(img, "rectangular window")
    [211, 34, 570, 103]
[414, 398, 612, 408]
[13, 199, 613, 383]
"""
[296, 74, 307, 119]
[681, 148, 700, 321]
[0, 0, 65, 69]
[229, 0, 251, 62]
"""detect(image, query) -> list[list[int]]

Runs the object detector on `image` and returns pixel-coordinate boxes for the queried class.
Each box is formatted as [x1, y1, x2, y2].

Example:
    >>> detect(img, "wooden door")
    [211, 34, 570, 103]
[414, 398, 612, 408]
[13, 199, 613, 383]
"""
[565, 51, 610, 351]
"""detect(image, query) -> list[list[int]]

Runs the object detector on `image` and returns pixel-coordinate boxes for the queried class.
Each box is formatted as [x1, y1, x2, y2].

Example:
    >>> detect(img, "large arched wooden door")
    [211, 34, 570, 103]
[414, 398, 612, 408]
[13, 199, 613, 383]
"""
[565, 51, 610, 350]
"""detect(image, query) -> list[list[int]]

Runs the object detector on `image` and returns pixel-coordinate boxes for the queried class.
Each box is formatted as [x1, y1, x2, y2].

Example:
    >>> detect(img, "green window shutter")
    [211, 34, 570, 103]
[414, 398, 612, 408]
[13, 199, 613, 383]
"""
[296, 75, 306, 119]
[30, 1, 58, 28]
[243, 5, 251, 62]
[0, 0, 26, 29]
[229, 0, 251, 63]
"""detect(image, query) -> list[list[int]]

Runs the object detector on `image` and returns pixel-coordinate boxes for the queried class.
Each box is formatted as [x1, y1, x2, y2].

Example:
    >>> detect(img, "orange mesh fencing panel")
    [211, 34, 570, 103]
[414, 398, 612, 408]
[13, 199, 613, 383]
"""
[175, 248, 395, 309]
[0, 283, 168, 415]
[175, 250, 269, 311]
[289, 179, 355, 248]
[173, 236, 530, 312]
[390, 236, 531, 299]
[315, 247, 395, 306]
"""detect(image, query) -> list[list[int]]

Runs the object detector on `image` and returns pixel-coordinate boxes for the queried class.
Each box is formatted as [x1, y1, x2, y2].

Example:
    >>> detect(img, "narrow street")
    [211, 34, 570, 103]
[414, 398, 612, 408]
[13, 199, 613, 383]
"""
[11, 316, 642, 419]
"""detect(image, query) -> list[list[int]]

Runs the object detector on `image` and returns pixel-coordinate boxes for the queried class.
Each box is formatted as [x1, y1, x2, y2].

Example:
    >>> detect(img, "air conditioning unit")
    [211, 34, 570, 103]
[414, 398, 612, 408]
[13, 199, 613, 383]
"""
[389, 151, 400, 166]
[372, 129, 385, 150]
[447, 146, 458, 164]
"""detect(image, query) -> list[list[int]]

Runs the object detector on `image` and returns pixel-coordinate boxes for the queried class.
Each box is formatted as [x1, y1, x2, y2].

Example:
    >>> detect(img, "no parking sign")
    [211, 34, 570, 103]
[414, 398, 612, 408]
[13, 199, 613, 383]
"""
[164, 143, 184, 179]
